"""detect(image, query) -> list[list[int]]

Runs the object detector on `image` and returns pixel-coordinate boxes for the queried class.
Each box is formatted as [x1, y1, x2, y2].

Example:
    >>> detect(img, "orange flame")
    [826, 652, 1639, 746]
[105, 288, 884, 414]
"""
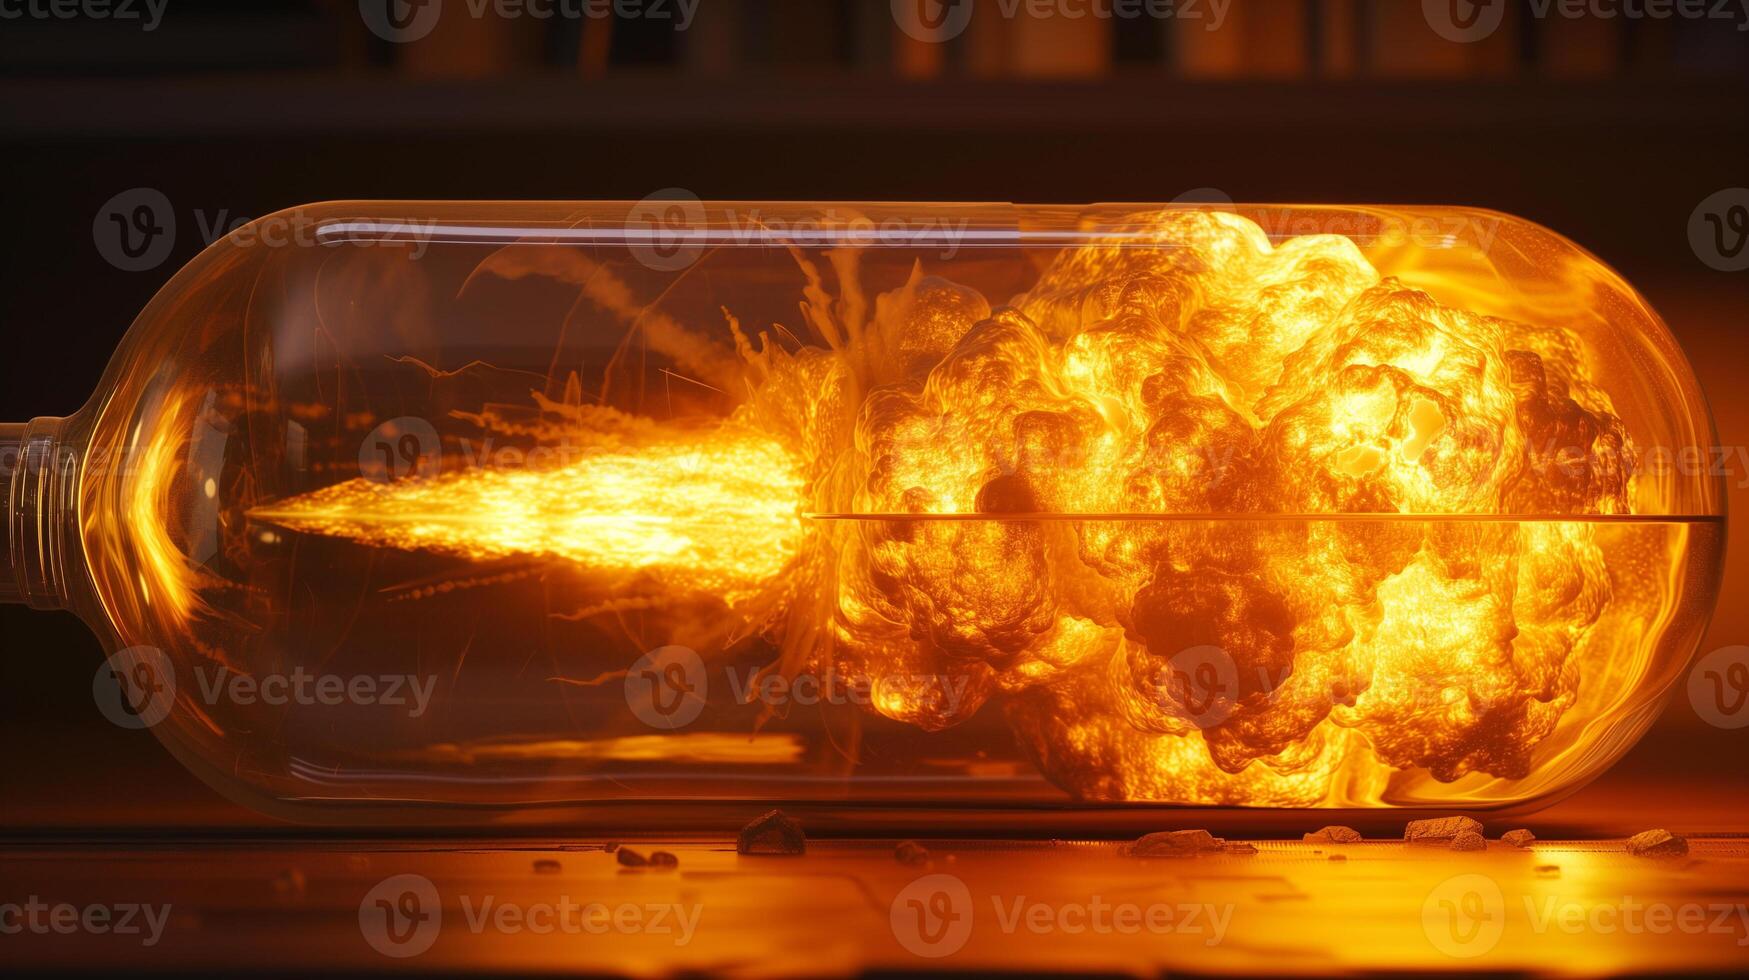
[251, 425, 803, 605]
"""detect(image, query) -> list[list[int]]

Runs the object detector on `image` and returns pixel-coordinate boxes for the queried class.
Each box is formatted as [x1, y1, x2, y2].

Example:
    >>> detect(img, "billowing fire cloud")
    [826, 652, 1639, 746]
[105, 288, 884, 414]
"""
[254, 210, 1669, 806]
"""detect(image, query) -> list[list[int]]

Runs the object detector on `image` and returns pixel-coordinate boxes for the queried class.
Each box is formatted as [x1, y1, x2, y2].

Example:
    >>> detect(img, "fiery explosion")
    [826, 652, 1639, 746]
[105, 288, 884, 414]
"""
[249, 210, 1681, 806]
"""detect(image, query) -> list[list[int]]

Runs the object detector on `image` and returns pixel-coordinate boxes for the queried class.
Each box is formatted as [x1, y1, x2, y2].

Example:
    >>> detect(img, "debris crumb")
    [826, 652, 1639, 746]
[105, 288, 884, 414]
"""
[1223, 842, 1259, 855]
[895, 840, 930, 866]
[1327, 853, 1347, 862]
[649, 851, 679, 868]
[1405, 816, 1484, 844]
[532, 859, 562, 875]
[1501, 829, 1536, 848]
[738, 809, 806, 855]
[1302, 825, 1363, 844]
[1625, 829, 1688, 858]
[1534, 864, 1561, 878]
[1450, 831, 1487, 852]
[1132, 829, 1224, 858]
[616, 848, 649, 867]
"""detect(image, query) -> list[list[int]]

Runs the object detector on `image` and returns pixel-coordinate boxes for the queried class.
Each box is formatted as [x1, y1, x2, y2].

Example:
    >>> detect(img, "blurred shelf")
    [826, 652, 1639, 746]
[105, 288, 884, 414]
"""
[3, 72, 1746, 138]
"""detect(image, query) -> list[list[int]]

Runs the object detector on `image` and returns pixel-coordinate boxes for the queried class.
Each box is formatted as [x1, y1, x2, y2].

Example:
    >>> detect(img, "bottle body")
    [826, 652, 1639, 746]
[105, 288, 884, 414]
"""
[20, 201, 1723, 825]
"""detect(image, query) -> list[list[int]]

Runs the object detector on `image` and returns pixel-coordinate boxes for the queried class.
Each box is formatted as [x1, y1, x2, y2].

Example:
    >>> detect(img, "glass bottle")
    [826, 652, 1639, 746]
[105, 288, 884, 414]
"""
[0, 201, 1724, 827]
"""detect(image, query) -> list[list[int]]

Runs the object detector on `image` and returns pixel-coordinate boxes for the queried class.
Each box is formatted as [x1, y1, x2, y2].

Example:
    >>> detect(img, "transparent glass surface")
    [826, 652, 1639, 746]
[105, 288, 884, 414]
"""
[61, 202, 1722, 819]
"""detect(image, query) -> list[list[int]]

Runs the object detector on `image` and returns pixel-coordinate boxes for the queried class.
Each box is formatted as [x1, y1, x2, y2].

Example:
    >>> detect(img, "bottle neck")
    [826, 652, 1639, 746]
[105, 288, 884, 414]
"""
[1, 417, 80, 610]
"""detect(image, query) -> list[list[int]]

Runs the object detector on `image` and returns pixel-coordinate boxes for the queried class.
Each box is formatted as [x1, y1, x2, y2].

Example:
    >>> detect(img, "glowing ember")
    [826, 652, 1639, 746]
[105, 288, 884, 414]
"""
[247, 210, 1681, 806]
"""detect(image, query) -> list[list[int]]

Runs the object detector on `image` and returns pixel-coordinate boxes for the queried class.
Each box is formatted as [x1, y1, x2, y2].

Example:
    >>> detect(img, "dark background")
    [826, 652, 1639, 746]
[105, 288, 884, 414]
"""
[2, 0, 1746, 830]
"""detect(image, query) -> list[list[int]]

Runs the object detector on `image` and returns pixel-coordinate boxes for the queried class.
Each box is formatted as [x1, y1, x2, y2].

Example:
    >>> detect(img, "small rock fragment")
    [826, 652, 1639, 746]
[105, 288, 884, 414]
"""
[738, 809, 806, 855]
[1534, 864, 1560, 878]
[1405, 816, 1484, 844]
[616, 848, 649, 867]
[1625, 829, 1688, 858]
[532, 859, 562, 874]
[1450, 831, 1487, 852]
[649, 851, 679, 868]
[895, 840, 930, 866]
[1302, 826, 1363, 844]
[1132, 829, 1224, 858]
[1223, 842, 1259, 855]
[1501, 829, 1536, 848]
[1327, 853, 1347, 862]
